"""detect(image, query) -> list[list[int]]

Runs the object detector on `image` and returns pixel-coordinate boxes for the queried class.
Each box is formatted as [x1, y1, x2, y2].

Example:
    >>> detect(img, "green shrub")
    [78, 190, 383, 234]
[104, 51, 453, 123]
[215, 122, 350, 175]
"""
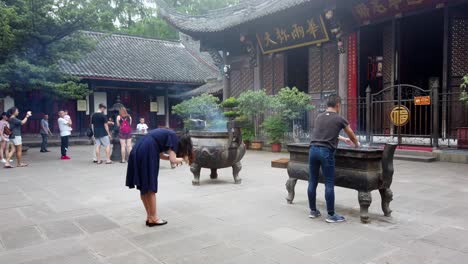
[262, 115, 288, 144]
[220, 97, 239, 108]
[461, 75, 468, 105]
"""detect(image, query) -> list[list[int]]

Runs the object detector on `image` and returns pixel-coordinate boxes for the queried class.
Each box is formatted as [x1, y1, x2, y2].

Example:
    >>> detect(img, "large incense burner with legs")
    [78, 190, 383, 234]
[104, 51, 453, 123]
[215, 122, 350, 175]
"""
[189, 121, 245, 185]
[286, 143, 397, 223]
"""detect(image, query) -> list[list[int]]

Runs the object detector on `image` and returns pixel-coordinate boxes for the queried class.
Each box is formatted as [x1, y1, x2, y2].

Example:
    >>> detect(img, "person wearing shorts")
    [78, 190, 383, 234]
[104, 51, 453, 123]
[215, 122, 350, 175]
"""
[91, 104, 112, 164]
[0, 112, 10, 164]
[116, 107, 133, 163]
[5, 107, 31, 168]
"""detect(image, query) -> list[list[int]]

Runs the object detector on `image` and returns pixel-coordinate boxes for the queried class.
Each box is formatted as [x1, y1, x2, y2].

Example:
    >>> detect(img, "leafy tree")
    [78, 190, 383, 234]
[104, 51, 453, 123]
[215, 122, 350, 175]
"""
[0, 0, 104, 99]
[0, 0, 172, 99]
[273, 87, 313, 142]
[119, 16, 178, 40]
[461, 75, 468, 105]
[262, 115, 288, 144]
[274, 87, 314, 121]
[237, 89, 272, 139]
[165, 0, 241, 15]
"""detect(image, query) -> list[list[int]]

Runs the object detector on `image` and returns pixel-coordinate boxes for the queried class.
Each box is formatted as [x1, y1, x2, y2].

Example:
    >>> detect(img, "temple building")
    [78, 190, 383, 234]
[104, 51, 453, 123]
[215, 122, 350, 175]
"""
[0, 31, 219, 134]
[158, 0, 468, 148]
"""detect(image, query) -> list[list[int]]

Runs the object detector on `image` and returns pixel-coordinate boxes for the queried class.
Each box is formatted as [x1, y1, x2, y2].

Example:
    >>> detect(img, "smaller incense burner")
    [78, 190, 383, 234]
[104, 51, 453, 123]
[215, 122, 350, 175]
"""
[189, 121, 245, 185]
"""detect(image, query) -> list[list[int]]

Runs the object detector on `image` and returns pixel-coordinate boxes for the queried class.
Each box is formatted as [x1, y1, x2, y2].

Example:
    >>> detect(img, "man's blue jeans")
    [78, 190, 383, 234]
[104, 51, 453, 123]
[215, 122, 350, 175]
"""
[308, 145, 336, 215]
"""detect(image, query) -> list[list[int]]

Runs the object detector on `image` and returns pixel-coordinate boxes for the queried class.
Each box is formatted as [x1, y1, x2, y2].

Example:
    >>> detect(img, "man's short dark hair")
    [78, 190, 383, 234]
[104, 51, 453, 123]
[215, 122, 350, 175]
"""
[327, 95, 342, 108]
[99, 103, 107, 109]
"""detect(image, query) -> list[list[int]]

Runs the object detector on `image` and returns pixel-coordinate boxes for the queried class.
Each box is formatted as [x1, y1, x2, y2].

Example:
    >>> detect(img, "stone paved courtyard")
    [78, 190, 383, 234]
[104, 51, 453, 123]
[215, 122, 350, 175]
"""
[1, 146, 468, 264]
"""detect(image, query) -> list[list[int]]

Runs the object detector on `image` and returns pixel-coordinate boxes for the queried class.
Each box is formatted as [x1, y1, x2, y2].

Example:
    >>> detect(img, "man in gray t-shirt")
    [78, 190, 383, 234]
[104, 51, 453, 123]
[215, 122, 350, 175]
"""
[308, 95, 359, 223]
[40, 114, 52, 153]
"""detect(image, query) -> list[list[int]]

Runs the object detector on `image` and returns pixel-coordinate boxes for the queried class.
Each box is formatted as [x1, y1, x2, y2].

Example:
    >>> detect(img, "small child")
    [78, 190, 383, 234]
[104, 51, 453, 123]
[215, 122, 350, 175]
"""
[136, 118, 148, 134]
[64, 110, 73, 132]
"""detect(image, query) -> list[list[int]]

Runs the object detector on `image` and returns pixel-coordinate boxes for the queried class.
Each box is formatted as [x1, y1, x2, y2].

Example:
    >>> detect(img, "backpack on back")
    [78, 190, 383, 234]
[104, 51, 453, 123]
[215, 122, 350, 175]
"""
[120, 118, 132, 134]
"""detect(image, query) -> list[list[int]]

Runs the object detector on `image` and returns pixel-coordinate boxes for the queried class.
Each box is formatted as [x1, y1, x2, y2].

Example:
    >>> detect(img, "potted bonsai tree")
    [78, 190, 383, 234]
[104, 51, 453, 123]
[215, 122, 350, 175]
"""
[458, 75, 468, 149]
[262, 115, 288, 152]
[221, 97, 241, 120]
[273, 87, 314, 142]
[238, 89, 271, 150]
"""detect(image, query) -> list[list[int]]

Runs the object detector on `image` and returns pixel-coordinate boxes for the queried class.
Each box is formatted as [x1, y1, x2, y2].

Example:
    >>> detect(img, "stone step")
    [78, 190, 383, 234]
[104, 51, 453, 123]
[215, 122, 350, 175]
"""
[395, 149, 434, 157]
[394, 154, 437, 162]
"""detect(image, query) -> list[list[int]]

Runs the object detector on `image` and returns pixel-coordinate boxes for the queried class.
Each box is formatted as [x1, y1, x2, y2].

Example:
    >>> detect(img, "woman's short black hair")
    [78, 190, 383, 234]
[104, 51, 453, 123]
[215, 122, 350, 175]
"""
[177, 135, 194, 165]
[7, 107, 18, 116]
[1, 112, 7, 118]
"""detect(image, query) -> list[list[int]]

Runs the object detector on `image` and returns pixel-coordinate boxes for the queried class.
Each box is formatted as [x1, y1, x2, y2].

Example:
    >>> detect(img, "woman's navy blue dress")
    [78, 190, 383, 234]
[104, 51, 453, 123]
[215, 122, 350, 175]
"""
[126, 129, 179, 195]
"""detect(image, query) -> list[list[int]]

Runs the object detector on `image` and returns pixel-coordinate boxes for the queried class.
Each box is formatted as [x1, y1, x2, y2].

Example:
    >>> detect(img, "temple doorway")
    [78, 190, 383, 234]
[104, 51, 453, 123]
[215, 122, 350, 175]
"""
[286, 46, 309, 93]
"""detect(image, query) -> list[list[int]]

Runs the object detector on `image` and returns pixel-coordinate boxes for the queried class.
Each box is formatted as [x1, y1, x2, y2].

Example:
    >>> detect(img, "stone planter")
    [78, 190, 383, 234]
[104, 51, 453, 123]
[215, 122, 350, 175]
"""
[250, 140, 263, 150]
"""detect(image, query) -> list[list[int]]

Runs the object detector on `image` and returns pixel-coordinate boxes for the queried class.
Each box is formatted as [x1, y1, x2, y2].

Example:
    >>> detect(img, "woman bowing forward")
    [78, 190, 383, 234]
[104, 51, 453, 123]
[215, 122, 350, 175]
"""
[126, 128, 193, 227]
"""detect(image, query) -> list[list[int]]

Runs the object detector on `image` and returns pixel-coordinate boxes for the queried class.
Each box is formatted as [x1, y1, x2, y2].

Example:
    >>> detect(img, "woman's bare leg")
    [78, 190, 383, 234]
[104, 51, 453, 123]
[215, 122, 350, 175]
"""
[147, 192, 158, 223]
[141, 194, 150, 221]
[5, 144, 15, 167]
[120, 139, 126, 162]
[16, 145, 24, 166]
[0, 141, 5, 160]
[126, 138, 132, 159]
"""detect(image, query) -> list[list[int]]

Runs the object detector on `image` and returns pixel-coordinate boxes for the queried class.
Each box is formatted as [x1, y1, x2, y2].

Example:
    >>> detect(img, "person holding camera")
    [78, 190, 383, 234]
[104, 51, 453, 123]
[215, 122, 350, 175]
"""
[5, 107, 31, 168]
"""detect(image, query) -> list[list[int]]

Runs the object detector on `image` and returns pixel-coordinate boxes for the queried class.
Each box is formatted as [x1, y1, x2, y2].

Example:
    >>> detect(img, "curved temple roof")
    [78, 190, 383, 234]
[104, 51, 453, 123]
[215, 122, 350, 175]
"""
[156, 0, 324, 34]
[60, 31, 218, 84]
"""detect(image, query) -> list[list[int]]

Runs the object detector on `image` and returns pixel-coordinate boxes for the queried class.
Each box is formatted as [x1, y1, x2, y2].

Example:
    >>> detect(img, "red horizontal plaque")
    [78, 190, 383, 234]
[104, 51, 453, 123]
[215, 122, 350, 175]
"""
[414, 96, 431, 105]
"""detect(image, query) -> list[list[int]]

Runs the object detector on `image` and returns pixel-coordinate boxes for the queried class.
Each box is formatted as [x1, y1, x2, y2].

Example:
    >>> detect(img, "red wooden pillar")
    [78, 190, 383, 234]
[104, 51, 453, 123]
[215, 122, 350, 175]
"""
[347, 32, 358, 131]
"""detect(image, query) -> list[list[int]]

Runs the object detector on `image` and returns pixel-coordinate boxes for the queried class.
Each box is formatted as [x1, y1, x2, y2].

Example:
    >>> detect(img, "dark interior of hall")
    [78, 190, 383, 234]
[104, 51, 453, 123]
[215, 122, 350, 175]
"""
[399, 10, 444, 91]
[286, 46, 309, 93]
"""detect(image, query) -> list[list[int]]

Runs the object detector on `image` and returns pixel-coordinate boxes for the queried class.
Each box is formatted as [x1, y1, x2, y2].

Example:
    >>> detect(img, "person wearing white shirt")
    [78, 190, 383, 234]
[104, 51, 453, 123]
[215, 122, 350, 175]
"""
[58, 110, 72, 160]
[137, 117, 149, 134]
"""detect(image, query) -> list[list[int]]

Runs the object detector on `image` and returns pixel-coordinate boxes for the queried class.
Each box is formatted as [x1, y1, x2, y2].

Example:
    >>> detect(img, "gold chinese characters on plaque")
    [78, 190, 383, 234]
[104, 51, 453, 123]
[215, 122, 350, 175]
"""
[256, 15, 329, 54]
[390, 105, 410, 126]
[352, 0, 445, 24]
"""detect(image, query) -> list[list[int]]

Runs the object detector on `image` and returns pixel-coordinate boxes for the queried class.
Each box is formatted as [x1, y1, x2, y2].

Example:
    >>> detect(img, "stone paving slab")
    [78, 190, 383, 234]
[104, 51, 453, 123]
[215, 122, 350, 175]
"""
[0, 146, 468, 263]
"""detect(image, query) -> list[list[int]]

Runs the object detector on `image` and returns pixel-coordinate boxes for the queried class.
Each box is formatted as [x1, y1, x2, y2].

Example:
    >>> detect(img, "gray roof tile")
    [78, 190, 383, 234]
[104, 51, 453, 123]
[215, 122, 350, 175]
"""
[157, 0, 320, 33]
[60, 31, 218, 84]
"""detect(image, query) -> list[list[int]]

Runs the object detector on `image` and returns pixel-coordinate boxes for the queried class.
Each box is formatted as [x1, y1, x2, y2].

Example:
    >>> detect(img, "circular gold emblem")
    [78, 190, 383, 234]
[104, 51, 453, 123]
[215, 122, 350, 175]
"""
[390, 105, 410, 126]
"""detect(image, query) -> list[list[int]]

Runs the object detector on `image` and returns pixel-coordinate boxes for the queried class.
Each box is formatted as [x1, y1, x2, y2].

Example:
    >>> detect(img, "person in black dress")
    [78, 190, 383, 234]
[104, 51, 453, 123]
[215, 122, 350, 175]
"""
[126, 128, 193, 227]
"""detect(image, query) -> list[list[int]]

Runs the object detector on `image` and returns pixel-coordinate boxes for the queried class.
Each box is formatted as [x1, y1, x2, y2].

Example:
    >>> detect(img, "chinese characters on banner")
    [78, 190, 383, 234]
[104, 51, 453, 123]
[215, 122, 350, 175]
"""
[256, 15, 329, 54]
[352, 0, 447, 23]
[347, 33, 358, 131]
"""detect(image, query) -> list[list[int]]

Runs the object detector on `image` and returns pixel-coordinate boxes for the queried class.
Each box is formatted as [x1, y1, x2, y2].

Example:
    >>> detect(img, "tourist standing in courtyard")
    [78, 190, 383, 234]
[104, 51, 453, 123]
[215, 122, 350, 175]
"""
[116, 107, 133, 163]
[126, 129, 193, 227]
[92, 104, 112, 164]
[308, 95, 359, 223]
[0, 112, 10, 163]
[58, 111, 72, 160]
[5, 107, 31, 168]
[40, 114, 52, 153]
[136, 117, 148, 134]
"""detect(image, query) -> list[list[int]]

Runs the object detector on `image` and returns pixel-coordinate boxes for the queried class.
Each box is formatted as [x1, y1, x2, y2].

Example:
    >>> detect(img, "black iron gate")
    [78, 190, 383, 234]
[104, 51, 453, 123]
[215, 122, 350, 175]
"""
[366, 84, 438, 146]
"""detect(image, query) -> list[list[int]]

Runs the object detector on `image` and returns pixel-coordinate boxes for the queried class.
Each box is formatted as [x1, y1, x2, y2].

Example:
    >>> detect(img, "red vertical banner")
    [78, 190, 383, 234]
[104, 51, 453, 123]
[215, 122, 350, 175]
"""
[347, 32, 358, 131]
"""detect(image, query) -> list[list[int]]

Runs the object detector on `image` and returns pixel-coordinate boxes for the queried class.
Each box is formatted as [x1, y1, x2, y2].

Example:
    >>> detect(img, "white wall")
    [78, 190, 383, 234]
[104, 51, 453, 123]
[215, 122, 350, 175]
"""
[93, 92, 107, 115]
[3, 96, 14, 112]
[157, 96, 165, 115]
